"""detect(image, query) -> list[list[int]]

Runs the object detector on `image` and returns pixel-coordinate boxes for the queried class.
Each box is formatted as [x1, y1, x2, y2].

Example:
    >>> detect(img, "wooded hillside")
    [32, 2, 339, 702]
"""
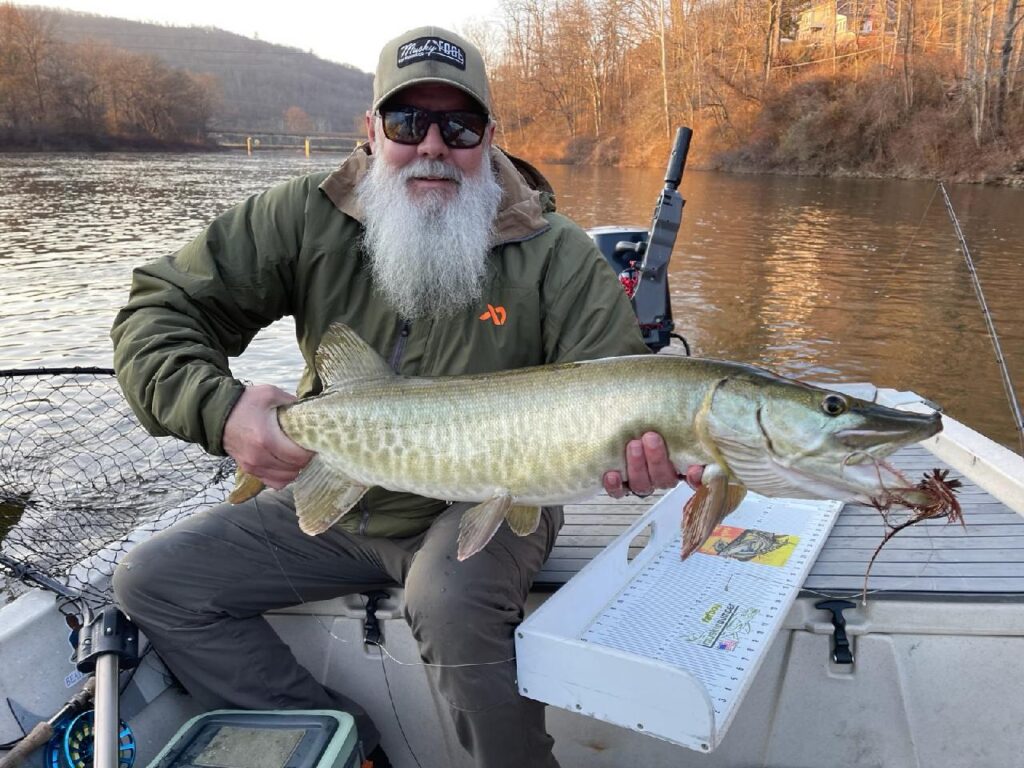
[477, 0, 1024, 181]
[0, 5, 372, 148]
[44, 9, 372, 133]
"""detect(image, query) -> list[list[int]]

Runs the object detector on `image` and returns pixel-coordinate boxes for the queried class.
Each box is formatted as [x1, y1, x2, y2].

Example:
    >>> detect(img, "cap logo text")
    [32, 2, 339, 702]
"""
[397, 37, 466, 70]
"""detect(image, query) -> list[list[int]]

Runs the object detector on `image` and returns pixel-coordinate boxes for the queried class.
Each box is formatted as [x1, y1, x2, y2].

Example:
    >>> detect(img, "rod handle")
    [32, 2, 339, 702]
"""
[0, 722, 54, 768]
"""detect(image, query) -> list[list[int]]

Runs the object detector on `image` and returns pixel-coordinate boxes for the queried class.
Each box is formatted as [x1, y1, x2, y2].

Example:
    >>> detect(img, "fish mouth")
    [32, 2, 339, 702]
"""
[770, 453, 915, 503]
[834, 409, 942, 451]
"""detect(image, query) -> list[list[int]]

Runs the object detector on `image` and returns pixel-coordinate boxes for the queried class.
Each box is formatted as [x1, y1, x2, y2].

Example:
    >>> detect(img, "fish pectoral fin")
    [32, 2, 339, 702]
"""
[228, 470, 266, 504]
[316, 322, 395, 388]
[505, 505, 542, 537]
[457, 495, 514, 561]
[681, 466, 747, 559]
[292, 455, 368, 535]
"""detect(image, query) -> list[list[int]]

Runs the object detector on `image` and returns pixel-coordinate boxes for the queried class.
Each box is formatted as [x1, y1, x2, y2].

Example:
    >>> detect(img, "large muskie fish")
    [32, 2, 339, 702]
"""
[231, 323, 946, 561]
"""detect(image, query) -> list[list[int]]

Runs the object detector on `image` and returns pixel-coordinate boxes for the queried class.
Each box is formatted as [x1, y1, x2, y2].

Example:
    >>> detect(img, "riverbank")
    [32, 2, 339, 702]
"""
[516, 122, 1024, 187]
[5, 125, 1022, 188]
[707, 157, 1024, 187]
[0, 132, 218, 153]
[502, 60, 1024, 188]
[707, 72, 1024, 187]
[505, 133, 1024, 186]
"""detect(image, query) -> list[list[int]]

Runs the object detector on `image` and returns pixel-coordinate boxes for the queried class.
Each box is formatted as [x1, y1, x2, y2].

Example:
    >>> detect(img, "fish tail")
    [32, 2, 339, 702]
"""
[228, 470, 266, 504]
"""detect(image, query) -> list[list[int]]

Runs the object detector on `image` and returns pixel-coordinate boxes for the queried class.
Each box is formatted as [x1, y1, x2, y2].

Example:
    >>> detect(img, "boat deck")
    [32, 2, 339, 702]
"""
[544, 443, 1024, 597]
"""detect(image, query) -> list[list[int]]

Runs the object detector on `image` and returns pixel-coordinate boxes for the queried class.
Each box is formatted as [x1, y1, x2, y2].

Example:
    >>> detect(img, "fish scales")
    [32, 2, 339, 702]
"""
[280, 356, 709, 505]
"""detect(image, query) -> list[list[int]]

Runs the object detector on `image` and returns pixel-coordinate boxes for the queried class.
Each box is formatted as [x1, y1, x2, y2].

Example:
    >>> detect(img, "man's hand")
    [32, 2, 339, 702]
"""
[223, 384, 314, 490]
[602, 431, 704, 499]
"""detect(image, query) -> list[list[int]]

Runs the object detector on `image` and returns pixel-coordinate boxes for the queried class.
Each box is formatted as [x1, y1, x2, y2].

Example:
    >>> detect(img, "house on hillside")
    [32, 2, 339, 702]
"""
[796, 1, 896, 43]
[797, 2, 853, 43]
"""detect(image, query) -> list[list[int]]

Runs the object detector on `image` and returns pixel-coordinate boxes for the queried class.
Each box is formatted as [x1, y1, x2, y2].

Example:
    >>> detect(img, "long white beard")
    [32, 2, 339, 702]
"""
[357, 149, 503, 320]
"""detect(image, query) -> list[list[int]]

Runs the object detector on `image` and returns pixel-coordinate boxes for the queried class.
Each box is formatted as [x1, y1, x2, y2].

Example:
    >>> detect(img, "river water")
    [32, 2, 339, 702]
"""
[1, 151, 1022, 450]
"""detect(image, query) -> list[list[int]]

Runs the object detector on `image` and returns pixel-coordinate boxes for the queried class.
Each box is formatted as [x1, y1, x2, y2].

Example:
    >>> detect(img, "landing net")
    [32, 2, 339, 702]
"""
[0, 368, 233, 610]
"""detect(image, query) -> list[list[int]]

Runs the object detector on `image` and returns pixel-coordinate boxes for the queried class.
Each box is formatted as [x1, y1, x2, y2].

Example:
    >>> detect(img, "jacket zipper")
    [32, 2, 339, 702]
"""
[389, 320, 411, 373]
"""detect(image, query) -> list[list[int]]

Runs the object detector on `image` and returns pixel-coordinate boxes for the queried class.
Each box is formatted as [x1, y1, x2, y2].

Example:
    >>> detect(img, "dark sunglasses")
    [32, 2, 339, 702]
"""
[377, 106, 489, 149]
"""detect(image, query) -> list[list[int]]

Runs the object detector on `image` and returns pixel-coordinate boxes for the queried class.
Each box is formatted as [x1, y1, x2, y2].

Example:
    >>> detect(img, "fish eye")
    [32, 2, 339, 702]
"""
[821, 394, 848, 416]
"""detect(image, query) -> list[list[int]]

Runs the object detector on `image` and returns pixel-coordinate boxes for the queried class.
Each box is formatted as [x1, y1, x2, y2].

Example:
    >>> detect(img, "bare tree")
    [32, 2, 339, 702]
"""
[902, 0, 916, 109]
[833, 0, 840, 75]
[978, 0, 998, 139]
[284, 106, 314, 134]
[764, 0, 783, 84]
[994, 0, 1022, 132]
[479, 0, 1018, 174]
[658, 0, 671, 137]
[1, 4, 58, 125]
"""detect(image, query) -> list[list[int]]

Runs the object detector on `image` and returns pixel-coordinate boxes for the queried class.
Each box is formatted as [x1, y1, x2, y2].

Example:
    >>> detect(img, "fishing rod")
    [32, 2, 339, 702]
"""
[0, 554, 139, 768]
[0, 679, 96, 768]
[938, 182, 1024, 456]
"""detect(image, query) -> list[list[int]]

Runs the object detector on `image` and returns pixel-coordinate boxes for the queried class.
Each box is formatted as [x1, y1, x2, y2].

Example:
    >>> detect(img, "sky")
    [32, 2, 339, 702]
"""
[20, 0, 505, 73]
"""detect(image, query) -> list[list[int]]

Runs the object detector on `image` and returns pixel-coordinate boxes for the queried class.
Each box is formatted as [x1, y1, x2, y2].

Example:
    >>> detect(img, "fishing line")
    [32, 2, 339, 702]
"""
[878, 182, 939, 297]
[939, 182, 1024, 456]
[370, 643, 424, 768]
[802, 587, 883, 601]
[253, 496, 516, 766]
[373, 642, 514, 670]
[254, 496, 422, 765]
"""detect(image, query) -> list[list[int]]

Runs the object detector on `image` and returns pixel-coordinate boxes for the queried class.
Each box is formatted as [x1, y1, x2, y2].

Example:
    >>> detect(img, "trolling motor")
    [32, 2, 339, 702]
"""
[587, 127, 693, 353]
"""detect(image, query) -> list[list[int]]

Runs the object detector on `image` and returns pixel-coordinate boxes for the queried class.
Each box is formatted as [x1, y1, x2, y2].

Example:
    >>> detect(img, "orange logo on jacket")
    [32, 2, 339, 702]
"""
[479, 304, 507, 326]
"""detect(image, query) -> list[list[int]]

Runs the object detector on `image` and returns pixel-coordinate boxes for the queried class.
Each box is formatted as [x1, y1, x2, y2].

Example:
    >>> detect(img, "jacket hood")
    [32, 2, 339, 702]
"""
[318, 143, 553, 246]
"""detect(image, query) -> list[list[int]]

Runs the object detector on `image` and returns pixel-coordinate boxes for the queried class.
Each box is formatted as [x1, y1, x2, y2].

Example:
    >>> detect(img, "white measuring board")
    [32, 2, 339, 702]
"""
[517, 485, 843, 751]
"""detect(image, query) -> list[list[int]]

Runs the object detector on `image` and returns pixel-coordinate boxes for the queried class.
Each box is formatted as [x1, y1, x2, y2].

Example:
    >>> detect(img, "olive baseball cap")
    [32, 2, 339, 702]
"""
[373, 26, 492, 115]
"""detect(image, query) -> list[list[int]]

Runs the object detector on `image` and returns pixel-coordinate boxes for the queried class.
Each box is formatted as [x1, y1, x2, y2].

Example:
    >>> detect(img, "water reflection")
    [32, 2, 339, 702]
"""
[1, 152, 1022, 449]
[545, 166, 1024, 449]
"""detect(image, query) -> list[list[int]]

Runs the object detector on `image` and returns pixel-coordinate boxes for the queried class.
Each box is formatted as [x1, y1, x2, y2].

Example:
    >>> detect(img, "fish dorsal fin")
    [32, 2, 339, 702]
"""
[505, 505, 542, 537]
[292, 455, 368, 535]
[457, 495, 514, 560]
[316, 322, 394, 387]
[681, 464, 747, 559]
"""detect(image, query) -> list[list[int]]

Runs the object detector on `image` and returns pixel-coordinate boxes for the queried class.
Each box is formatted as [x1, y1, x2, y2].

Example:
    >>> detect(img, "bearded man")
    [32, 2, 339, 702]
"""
[110, 26, 686, 768]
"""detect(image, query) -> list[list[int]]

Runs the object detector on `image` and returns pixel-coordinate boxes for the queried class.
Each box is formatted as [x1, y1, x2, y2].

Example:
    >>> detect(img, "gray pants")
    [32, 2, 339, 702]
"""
[112, 491, 563, 768]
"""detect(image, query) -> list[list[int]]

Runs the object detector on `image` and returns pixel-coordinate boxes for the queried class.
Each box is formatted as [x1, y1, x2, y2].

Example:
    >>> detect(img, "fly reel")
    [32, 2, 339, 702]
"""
[45, 710, 136, 768]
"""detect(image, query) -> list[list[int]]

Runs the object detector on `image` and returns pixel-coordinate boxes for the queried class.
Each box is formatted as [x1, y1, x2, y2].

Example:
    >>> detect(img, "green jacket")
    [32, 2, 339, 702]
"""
[111, 145, 649, 537]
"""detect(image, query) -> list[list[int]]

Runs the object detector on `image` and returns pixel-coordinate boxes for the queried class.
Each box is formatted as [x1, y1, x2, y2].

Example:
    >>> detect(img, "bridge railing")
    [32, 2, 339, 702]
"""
[208, 130, 363, 155]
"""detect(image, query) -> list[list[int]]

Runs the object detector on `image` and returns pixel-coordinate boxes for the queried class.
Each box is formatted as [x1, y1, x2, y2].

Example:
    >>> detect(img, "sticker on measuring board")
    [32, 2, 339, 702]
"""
[687, 602, 760, 652]
[698, 525, 798, 566]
